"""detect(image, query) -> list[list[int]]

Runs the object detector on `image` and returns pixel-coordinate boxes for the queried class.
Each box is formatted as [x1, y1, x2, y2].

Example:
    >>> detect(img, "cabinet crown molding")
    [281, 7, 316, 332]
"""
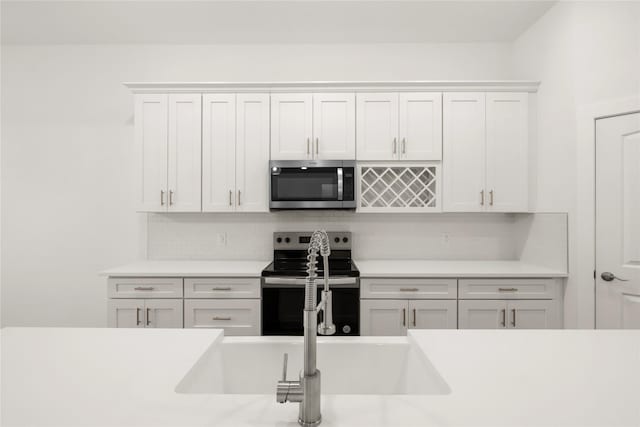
[123, 80, 540, 94]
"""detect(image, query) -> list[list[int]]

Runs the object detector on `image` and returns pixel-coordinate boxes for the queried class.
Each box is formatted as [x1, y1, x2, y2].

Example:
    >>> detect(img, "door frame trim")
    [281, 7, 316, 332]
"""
[576, 95, 640, 328]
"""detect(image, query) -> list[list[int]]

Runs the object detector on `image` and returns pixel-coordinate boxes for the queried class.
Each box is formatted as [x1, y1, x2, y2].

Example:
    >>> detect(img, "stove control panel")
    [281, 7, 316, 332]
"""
[273, 232, 352, 251]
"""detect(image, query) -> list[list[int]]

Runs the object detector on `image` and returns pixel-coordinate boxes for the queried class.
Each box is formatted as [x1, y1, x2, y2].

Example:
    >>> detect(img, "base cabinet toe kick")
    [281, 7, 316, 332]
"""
[107, 276, 563, 334]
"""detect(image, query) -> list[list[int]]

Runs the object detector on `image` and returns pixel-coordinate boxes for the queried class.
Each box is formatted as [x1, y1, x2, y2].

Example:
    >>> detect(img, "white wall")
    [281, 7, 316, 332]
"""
[1, 42, 514, 327]
[512, 1, 640, 328]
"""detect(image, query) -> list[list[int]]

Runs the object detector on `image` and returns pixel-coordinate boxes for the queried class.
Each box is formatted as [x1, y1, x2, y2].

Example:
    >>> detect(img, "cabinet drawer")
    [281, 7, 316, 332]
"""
[458, 279, 558, 299]
[361, 278, 457, 299]
[184, 278, 260, 299]
[184, 299, 260, 336]
[108, 277, 183, 298]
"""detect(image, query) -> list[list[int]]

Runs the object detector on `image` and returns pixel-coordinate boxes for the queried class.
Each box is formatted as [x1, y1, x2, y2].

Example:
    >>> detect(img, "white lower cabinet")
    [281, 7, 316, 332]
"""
[458, 299, 558, 329]
[108, 299, 183, 328]
[184, 299, 260, 336]
[360, 299, 457, 336]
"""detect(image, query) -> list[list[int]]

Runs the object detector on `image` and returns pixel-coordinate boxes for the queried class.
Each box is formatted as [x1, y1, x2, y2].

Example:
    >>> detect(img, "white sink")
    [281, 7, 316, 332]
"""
[176, 336, 450, 395]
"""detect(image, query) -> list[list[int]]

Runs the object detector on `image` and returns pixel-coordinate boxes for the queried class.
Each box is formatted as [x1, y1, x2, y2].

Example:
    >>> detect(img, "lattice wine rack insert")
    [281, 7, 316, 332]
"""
[359, 165, 438, 210]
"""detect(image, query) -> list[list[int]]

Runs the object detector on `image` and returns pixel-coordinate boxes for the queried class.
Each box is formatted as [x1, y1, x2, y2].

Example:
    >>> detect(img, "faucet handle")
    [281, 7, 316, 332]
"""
[281, 353, 288, 381]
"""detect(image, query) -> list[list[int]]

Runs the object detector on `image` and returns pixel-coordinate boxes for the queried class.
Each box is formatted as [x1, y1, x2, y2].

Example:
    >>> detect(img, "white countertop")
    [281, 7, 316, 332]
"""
[100, 260, 270, 277]
[3, 328, 638, 426]
[354, 259, 568, 278]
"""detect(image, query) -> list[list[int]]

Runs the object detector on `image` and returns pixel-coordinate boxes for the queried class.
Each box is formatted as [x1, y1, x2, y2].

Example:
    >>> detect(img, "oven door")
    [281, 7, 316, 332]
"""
[261, 277, 360, 336]
[270, 160, 355, 209]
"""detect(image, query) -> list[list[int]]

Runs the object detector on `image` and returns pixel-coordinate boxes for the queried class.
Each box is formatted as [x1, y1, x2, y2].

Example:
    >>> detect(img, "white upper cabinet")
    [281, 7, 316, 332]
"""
[271, 93, 355, 160]
[357, 92, 443, 161]
[442, 93, 486, 212]
[356, 93, 399, 161]
[443, 92, 529, 212]
[203, 93, 270, 212]
[235, 94, 270, 212]
[270, 93, 313, 160]
[485, 93, 529, 212]
[312, 93, 356, 159]
[135, 94, 168, 212]
[202, 94, 236, 212]
[167, 94, 202, 212]
[135, 93, 201, 213]
[398, 93, 442, 160]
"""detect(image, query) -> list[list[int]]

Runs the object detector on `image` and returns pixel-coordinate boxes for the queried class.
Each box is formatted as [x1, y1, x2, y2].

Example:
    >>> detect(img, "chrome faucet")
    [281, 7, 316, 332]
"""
[276, 230, 336, 426]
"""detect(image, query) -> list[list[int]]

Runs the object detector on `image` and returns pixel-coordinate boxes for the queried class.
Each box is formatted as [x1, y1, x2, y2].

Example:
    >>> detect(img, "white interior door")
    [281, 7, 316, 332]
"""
[202, 94, 236, 212]
[236, 94, 270, 212]
[485, 92, 529, 212]
[312, 93, 355, 160]
[399, 92, 442, 160]
[356, 93, 399, 161]
[167, 94, 202, 212]
[134, 94, 168, 212]
[442, 92, 486, 212]
[271, 93, 313, 160]
[596, 112, 640, 329]
[360, 299, 407, 336]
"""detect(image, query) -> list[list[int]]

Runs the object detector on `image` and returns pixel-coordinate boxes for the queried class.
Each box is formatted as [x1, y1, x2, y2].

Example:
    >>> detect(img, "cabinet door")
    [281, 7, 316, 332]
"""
[507, 300, 558, 329]
[312, 93, 355, 160]
[485, 93, 529, 212]
[442, 93, 486, 212]
[399, 92, 442, 160]
[458, 300, 506, 329]
[108, 299, 144, 328]
[135, 94, 168, 212]
[360, 300, 407, 336]
[356, 93, 399, 161]
[409, 300, 457, 329]
[271, 93, 313, 160]
[202, 94, 236, 212]
[236, 94, 270, 212]
[167, 94, 202, 212]
[144, 299, 183, 328]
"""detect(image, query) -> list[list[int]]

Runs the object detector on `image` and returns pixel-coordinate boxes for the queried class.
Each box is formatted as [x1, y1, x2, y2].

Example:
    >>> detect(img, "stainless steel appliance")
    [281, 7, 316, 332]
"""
[269, 160, 356, 210]
[261, 231, 359, 336]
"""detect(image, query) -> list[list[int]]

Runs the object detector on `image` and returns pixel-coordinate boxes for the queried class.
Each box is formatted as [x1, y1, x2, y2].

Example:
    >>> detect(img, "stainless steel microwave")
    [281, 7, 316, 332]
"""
[269, 160, 356, 210]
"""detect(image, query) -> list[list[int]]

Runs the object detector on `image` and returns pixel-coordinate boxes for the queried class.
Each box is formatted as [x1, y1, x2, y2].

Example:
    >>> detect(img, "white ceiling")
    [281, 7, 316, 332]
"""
[1, 1, 556, 44]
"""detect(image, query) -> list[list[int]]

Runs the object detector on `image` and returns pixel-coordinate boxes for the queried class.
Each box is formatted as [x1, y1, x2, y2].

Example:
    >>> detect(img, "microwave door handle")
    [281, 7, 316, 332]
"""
[337, 168, 344, 201]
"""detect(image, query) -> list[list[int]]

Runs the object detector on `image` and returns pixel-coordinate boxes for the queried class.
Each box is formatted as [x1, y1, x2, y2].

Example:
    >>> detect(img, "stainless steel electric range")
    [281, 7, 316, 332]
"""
[261, 231, 360, 336]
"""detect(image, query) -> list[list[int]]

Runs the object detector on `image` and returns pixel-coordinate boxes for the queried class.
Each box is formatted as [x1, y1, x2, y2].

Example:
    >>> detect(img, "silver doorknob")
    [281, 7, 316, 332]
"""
[601, 272, 628, 282]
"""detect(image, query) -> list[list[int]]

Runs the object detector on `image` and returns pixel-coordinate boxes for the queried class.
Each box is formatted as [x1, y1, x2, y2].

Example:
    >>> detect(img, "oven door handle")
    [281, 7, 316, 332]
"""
[263, 277, 358, 288]
[337, 167, 344, 201]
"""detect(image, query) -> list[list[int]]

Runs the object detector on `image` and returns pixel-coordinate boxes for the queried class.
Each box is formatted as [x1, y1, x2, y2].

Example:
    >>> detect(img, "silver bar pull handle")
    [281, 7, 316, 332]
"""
[337, 168, 344, 201]
[316, 137, 319, 155]
[412, 308, 416, 327]
[160, 190, 165, 206]
[402, 308, 406, 327]
[136, 308, 141, 325]
[490, 190, 494, 206]
[307, 138, 310, 155]
[134, 287, 154, 291]
[498, 288, 518, 292]
[402, 137, 406, 154]
[213, 316, 231, 321]
[480, 190, 484, 206]
[393, 138, 397, 154]
[146, 308, 151, 326]
[238, 190, 241, 206]
[212, 287, 232, 291]
[511, 309, 516, 327]
[169, 190, 174, 206]
[229, 190, 233, 206]
[400, 288, 419, 292]
[501, 309, 506, 327]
